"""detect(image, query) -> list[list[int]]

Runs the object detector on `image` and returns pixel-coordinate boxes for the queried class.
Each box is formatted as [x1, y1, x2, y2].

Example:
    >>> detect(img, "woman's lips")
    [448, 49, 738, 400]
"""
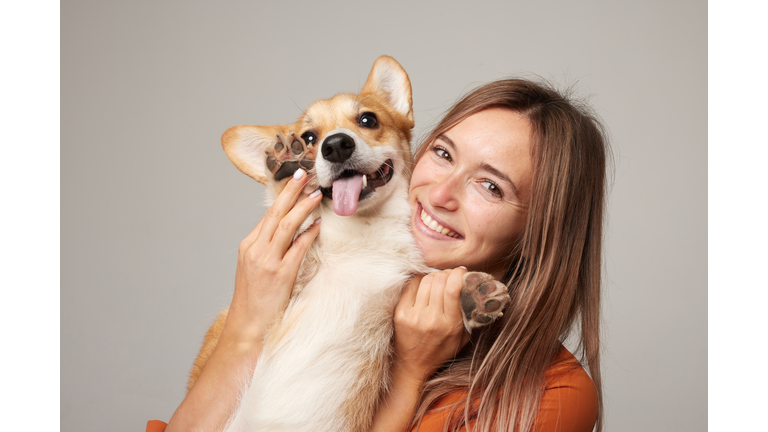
[414, 203, 462, 240]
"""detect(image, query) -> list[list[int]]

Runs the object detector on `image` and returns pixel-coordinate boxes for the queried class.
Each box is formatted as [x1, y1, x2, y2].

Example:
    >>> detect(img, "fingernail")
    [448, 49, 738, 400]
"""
[313, 217, 321, 224]
[458, 266, 467, 270]
[309, 189, 321, 198]
[293, 169, 305, 181]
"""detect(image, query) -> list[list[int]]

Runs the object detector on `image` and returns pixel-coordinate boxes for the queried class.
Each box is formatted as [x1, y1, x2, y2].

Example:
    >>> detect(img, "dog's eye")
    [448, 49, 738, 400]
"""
[359, 112, 378, 129]
[301, 131, 318, 146]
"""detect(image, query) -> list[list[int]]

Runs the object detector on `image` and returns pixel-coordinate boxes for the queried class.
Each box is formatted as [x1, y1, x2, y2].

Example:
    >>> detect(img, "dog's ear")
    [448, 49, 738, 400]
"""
[222, 125, 284, 185]
[360, 55, 413, 124]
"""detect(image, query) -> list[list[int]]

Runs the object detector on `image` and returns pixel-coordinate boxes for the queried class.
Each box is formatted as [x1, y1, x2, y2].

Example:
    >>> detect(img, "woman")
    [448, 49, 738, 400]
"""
[157, 79, 609, 432]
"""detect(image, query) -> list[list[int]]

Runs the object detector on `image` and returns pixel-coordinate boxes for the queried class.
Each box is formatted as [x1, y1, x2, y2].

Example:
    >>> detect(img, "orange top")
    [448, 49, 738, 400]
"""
[145, 420, 167, 432]
[146, 347, 597, 432]
[413, 346, 598, 432]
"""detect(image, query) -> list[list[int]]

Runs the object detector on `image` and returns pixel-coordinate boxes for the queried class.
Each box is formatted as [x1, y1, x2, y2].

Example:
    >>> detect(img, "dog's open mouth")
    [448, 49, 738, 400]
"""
[320, 159, 394, 216]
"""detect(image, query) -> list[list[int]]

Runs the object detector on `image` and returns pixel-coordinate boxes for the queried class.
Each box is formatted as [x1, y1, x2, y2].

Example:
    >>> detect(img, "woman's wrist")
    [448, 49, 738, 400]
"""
[369, 363, 424, 432]
[390, 359, 431, 391]
[217, 321, 266, 361]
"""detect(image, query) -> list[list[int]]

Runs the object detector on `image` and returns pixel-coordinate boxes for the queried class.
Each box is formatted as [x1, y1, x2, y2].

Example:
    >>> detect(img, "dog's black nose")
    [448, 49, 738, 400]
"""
[321, 133, 356, 164]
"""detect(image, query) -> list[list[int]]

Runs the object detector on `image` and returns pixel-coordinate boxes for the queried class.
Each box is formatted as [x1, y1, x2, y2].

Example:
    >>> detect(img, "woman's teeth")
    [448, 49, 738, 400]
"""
[420, 209, 460, 238]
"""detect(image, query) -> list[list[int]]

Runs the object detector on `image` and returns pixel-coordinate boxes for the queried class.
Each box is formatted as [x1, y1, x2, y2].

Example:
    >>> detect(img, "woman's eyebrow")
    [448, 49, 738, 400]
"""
[436, 133, 456, 152]
[480, 163, 519, 195]
[439, 133, 520, 196]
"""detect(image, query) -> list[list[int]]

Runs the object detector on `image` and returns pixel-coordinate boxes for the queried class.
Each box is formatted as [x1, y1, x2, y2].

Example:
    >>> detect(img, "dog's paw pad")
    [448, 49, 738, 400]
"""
[289, 135, 305, 156]
[264, 132, 316, 182]
[269, 131, 294, 162]
[271, 131, 308, 159]
[266, 155, 280, 174]
[459, 272, 510, 331]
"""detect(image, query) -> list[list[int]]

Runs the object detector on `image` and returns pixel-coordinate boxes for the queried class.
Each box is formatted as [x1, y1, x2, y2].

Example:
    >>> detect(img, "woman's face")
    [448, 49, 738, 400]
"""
[409, 108, 533, 278]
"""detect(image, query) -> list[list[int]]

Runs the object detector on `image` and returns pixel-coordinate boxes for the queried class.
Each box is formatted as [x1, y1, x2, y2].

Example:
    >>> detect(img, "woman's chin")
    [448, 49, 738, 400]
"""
[414, 235, 459, 270]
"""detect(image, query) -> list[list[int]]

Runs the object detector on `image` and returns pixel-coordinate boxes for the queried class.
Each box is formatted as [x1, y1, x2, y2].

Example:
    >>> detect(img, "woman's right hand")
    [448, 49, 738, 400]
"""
[221, 168, 323, 345]
[166, 168, 322, 432]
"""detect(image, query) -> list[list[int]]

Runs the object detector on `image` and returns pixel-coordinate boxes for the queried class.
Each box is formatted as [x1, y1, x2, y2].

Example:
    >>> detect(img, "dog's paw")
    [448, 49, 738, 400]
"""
[265, 131, 317, 182]
[459, 272, 510, 331]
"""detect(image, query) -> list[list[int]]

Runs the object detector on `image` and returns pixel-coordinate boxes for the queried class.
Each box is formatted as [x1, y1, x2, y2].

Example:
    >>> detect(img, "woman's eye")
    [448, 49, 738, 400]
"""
[359, 112, 378, 128]
[481, 180, 503, 198]
[434, 147, 452, 163]
[301, 131, 318, 146]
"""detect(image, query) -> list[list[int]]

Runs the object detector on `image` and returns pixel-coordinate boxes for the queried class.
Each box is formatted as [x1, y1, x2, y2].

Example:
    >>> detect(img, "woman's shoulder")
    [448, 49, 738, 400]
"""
[545, 344, 596, 384]
[534, 345, 598, 432]
[416, 346, 598, 432]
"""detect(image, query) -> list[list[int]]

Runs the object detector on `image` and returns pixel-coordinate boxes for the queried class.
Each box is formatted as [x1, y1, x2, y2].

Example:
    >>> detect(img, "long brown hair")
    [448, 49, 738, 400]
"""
[411, 79, 610, 432]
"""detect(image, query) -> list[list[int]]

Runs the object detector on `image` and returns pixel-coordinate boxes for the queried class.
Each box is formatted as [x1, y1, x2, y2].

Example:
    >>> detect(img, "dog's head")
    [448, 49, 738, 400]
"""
[222, 55, 414, 216]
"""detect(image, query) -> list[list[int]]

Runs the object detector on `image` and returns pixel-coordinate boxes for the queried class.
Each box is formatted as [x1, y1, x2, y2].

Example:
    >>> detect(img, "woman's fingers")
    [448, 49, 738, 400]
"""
[411, 269, 465, 316]
[281, 217, 321, 272]
[443, 267, 467, 323]
[400, 275, 422, 308]
[239, 218, 264, 254]
[414, 273, 434, 309]
[427, 270, 451, 312]
[257, 169, 311, 244]
[269, 189, 323, 258]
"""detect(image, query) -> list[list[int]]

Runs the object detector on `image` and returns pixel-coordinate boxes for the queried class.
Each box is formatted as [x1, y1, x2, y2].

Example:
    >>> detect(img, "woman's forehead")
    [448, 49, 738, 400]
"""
[441, 109, 533, 177]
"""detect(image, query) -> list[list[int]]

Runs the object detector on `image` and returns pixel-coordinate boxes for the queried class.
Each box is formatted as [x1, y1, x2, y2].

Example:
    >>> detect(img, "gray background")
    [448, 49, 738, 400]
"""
[61, 1, 706, 431]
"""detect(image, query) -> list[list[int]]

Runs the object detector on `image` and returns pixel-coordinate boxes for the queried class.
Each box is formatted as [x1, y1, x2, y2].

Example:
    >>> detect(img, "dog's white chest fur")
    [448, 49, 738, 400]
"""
[225, 193, 427, 432]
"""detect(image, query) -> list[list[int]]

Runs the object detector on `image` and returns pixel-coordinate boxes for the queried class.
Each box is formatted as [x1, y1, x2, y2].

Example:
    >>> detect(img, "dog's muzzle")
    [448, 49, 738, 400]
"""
[320, 159, 394, 216]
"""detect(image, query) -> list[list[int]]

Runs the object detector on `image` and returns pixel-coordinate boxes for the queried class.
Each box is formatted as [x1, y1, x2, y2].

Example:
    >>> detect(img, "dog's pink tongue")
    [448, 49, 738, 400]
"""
[332, 174, 364, 216]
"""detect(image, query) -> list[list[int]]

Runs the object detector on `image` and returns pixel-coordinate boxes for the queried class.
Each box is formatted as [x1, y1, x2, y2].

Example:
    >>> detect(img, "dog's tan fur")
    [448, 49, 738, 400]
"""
[187, 310, 227, 392]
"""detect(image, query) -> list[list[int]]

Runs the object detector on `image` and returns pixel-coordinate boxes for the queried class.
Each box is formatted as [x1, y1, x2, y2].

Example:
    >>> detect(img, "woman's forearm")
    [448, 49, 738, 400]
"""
[165, 332, 263, 432]
[370, 363, 423, 432]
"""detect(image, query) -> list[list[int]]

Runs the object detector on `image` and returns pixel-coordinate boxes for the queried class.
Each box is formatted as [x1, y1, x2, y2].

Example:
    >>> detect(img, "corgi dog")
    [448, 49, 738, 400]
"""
[188, 56, 510, 432]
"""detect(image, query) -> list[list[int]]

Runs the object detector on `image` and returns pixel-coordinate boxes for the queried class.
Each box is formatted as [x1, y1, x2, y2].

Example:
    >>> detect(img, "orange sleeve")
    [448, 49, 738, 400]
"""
[146, 420, 167, 432]
[532, 352, 598, 432]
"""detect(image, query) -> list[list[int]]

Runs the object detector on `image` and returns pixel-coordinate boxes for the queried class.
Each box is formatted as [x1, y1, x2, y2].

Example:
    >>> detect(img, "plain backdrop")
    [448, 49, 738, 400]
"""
[61, 0, 706, 431]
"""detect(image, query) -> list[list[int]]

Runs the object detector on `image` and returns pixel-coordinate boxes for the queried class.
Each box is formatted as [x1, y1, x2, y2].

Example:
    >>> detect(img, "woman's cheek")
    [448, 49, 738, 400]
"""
[411, 161, 441, 197]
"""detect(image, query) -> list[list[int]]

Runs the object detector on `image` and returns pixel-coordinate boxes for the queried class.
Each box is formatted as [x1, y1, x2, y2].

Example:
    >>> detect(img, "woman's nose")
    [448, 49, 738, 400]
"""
[427, 173, 460, 212]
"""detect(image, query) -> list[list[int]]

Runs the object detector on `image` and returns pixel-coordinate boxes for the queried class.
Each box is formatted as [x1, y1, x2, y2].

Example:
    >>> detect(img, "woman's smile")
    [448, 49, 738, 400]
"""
[415, 202, 463, 239]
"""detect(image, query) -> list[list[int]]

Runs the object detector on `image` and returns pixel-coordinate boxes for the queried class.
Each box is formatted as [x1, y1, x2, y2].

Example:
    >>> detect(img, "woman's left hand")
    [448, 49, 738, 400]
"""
[392, 268, 471, 385]
[371, 267, 469, 432]
[369, 268, 471, 432]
